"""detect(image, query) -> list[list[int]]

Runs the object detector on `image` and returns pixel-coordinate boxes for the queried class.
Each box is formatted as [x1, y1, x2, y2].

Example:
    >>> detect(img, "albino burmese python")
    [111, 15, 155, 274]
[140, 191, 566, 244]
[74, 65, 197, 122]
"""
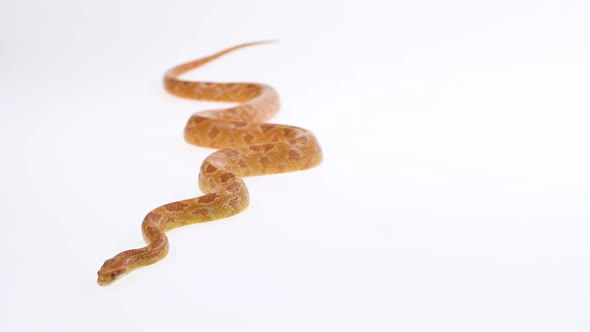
[97, 41, 322, 285]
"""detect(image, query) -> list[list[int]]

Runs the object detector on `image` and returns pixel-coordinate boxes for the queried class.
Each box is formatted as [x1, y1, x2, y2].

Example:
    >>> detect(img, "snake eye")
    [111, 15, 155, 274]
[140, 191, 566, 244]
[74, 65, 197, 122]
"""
[111, 272, 117, 278]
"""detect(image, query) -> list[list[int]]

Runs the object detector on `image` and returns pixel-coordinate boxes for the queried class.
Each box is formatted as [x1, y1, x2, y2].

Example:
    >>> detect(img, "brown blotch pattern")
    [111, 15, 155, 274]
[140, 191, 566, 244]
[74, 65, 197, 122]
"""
[208, 126, 220, 139]
[205, 164, 217, 173]
[260, 124, 274, 133]
[163, 201, 189, 212]
[243, 133, 254, 144]
[221, 149, 239, 158]
[250, 143, 274, 152]
[228, 197, 241, 209]
[220, 172, 235, 183]
[238, 159, 248, 168]
[190, 208, 209, 216]
[145, 212, 162, 223]
[198, 193, 219, 204]
[191, 116, 210, 125]
[288, 149, 302, 160]
[259, 156, 270, 166]
[289, 136, 308, 145]
[225, 181, 241, 193]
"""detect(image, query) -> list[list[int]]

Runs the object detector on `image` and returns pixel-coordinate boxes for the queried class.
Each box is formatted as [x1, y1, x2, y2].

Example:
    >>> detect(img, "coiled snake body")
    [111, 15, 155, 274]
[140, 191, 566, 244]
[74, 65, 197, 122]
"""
[97, 41, 322, 285]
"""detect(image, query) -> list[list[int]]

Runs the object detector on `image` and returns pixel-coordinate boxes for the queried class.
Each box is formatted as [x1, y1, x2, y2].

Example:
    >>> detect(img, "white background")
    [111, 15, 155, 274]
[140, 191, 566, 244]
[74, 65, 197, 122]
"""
[1, 0, 590, 331]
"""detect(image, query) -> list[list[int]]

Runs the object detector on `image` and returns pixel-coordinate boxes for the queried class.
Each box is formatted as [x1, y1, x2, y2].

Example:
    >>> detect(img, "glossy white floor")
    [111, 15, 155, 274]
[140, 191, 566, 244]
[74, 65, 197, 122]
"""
[2, 0, 589, 331]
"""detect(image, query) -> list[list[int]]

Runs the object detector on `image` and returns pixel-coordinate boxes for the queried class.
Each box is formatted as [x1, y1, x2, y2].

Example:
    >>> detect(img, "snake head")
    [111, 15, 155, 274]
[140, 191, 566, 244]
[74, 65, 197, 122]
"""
[97, 256, 129, 286]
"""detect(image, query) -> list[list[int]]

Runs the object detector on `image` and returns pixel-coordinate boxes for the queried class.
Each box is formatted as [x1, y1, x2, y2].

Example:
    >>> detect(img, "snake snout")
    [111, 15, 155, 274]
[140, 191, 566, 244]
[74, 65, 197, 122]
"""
[97, 257, 128, 286]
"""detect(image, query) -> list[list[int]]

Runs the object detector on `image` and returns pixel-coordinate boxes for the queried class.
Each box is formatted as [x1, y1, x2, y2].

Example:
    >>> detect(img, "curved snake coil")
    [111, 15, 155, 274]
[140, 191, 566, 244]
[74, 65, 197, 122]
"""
[97, 41, 323, 285]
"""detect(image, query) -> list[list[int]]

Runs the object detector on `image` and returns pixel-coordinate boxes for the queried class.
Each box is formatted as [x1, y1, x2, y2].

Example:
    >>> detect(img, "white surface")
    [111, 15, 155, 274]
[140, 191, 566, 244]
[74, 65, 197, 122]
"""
[1, 0, 590, 331]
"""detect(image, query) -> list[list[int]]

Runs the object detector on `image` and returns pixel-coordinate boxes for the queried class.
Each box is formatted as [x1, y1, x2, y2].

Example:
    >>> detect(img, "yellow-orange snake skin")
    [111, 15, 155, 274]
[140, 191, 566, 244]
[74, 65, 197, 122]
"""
[97, 41, 322, 285]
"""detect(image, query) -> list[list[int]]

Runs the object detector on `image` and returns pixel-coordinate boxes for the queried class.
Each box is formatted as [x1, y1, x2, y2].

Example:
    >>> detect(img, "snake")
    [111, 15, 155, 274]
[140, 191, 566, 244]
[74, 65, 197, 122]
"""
[97, 41, 323, 285]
